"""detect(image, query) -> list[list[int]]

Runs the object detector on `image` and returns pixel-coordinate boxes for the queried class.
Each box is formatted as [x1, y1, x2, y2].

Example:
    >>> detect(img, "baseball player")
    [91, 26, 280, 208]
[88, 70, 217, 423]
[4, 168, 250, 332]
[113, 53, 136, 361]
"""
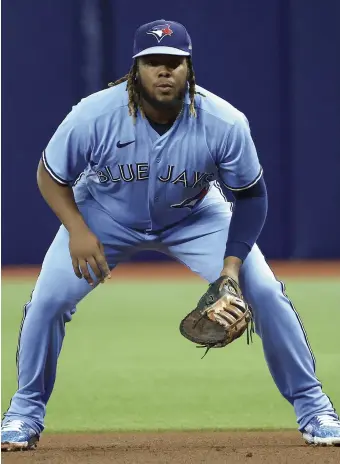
[2, 19, 340, 451]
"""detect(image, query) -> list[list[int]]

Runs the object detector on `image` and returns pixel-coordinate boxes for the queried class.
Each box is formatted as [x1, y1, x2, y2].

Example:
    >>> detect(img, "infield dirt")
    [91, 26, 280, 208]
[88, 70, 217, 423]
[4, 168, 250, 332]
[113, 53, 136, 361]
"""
[2, 431, 340, 463]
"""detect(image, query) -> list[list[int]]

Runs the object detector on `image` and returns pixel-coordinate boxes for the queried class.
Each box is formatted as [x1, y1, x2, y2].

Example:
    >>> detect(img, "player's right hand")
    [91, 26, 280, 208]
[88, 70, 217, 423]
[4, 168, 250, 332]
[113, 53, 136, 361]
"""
[68, 228, 111, 286]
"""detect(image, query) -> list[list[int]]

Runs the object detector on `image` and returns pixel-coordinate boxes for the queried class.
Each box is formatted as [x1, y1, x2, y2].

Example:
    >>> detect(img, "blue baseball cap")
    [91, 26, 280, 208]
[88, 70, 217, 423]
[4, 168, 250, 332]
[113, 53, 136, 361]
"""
[132, 19, 192, 58]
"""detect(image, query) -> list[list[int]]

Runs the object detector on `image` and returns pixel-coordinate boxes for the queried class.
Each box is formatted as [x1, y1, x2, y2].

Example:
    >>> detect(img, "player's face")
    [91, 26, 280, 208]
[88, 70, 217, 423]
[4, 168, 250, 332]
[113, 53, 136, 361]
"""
[137, 55, 188, 109]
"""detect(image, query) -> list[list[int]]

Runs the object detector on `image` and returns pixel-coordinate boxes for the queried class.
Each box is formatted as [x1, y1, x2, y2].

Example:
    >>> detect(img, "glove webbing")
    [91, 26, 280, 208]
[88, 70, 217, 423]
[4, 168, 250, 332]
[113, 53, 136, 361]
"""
[196, 307, 255, 359]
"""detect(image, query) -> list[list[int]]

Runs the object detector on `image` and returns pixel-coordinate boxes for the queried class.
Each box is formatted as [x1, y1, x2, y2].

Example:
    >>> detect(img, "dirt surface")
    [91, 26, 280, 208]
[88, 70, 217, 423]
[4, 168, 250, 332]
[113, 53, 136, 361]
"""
[2, 260, 340, 280]
[2, 431, 340, 464]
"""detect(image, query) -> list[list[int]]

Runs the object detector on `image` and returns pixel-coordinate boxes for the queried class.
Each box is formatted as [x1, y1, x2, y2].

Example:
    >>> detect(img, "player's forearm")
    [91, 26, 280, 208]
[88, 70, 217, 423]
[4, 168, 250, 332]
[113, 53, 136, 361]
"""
[37, 160, 88, 233]
[222, 176, 268, 277]
[224, 194, 267, 259]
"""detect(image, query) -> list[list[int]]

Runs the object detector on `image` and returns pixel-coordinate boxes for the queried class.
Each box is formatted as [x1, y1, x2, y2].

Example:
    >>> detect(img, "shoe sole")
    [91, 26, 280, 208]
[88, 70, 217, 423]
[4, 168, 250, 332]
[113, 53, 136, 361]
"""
[1, 436, 38, 452]
[303, 432, 340, 446]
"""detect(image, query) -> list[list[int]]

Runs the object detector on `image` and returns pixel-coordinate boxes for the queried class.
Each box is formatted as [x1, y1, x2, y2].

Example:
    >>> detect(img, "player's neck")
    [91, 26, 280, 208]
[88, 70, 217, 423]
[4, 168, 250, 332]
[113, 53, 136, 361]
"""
[141, 98, 183, 125]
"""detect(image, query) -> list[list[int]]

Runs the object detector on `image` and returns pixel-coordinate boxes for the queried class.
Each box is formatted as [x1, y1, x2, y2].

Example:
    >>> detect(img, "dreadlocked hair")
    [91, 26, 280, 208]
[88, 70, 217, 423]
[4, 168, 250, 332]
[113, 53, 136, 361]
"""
[186, 57, 197, 117]
[108, 57, 201, 122]
[108, 61, 140, 121]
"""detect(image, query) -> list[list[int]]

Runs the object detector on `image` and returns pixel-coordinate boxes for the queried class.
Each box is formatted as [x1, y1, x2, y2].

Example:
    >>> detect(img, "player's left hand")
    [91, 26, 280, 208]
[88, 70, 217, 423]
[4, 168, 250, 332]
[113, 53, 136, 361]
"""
[179, 275, 253, 357]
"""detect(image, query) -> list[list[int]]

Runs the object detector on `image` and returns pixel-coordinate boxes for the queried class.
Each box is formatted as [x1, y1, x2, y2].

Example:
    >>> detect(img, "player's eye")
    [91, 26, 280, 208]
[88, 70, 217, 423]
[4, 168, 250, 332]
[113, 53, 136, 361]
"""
[144, 58, 182, 69]
[146, 59, 159, 67]
[168, 58, 184, 70]
[172, 59, 182, 67]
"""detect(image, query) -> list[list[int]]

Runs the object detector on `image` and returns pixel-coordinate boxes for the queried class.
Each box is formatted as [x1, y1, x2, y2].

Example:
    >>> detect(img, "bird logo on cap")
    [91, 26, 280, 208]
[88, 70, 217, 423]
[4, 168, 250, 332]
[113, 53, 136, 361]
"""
[147, 24, 173, 43]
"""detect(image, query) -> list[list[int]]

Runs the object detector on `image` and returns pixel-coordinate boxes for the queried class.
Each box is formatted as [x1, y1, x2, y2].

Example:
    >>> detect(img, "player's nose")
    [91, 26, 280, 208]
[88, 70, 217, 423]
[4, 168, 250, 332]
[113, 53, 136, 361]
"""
[158, 68, 172, 77]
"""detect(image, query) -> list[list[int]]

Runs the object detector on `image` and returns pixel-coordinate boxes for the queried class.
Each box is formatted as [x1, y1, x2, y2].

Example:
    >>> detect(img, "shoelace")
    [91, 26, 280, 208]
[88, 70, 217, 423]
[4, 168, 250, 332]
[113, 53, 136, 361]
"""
[2, 420, 25, 432]
[316, 416, 340, 427]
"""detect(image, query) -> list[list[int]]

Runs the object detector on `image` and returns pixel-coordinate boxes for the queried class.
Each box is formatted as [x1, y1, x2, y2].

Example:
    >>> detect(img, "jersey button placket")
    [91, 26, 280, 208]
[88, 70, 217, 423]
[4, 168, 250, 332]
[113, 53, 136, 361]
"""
[154, 154, 165, 208]
[148, 143, 162, 230]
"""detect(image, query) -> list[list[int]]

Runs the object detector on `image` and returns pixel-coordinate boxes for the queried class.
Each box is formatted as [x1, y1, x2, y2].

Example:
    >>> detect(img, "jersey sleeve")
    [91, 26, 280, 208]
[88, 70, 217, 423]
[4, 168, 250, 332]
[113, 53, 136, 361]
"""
[217, 114, 263, 191]
[42, 107, 90, 185]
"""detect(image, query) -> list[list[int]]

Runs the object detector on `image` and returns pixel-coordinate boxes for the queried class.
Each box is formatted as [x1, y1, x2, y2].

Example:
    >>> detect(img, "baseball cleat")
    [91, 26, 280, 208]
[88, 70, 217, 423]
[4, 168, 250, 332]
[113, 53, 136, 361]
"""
[1, 420, 39, 451]
[302, 415, 340, 446]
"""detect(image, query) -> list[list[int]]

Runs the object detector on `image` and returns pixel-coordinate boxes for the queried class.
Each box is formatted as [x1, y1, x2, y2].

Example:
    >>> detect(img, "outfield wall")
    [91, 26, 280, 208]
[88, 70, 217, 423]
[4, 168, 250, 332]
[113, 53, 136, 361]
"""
[2, 0, 340, 265]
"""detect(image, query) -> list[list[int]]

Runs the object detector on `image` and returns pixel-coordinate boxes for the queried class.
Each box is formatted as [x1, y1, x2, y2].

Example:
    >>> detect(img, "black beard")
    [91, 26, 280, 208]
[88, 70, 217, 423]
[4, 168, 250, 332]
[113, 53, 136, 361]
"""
[138, 80, 186, 111]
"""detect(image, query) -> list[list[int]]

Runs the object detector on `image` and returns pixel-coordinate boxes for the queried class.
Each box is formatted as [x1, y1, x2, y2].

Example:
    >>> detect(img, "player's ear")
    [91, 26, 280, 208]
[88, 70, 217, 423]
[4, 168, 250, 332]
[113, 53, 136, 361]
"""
[134, 59, 140, 81]
[186, 57, 191, 77]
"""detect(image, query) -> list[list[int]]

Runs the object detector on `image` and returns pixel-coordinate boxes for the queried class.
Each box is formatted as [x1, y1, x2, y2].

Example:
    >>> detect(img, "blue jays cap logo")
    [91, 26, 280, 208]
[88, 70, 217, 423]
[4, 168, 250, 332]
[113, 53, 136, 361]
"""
[146, 24, 173, 43]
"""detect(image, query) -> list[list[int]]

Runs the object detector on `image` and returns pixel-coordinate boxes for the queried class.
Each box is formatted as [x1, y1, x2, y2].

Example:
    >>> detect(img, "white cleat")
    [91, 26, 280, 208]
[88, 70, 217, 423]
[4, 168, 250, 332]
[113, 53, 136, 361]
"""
[1, 420, 39, 451]
[302, 415, 340, 446]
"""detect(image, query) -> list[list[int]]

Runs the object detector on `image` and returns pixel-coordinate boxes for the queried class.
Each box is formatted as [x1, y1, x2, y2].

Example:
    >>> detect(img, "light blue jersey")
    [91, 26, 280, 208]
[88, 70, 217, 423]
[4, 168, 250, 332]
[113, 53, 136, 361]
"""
[43, 83, 262, 230]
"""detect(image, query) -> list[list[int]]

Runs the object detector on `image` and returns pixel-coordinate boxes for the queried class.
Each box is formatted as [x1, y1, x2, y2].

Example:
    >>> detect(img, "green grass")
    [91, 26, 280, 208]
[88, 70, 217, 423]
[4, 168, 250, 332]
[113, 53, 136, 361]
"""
[2, 278, 340, 433]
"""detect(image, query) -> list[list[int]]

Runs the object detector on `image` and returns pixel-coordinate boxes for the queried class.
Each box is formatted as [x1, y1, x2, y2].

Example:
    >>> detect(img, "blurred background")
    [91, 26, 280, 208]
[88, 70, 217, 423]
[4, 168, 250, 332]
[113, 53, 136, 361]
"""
[2, 0, 340, 266]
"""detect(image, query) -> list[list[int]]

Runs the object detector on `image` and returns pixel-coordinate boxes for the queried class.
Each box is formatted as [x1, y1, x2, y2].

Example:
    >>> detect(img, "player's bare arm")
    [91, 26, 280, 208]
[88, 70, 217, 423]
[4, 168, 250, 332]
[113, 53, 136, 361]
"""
[37, 160, 111, 286]
[220, 256, 242, 282]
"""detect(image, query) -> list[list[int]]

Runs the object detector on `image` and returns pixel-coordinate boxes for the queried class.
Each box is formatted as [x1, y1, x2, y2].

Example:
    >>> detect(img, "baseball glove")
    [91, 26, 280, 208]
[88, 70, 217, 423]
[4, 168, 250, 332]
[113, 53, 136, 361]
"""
[179, 275, 254, 357]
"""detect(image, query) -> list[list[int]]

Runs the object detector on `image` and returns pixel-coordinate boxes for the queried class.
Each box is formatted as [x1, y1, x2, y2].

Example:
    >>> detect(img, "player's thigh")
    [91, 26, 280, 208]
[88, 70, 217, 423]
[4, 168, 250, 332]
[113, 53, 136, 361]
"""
[162, 203, 231, 283]
[31, 204, 143, 315]
[79, 201, 145, 263]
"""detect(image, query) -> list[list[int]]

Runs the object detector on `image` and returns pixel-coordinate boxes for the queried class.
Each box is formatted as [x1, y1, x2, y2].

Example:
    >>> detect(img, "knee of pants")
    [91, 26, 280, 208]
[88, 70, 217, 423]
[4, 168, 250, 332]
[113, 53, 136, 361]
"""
[244, 281, 283, 338]
[245, 277, 284, 318]
[26, 292, 78, 322]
